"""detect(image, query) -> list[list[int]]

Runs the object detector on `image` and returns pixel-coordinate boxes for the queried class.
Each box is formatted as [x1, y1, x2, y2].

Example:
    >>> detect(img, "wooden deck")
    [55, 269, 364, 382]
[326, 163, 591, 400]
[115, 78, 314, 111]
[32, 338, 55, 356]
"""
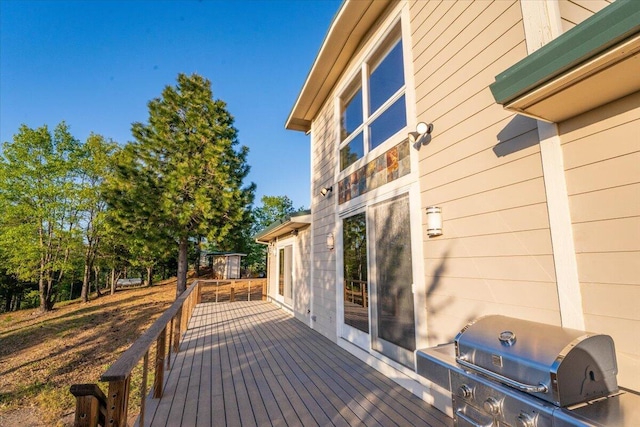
[140, 301, 452, 427]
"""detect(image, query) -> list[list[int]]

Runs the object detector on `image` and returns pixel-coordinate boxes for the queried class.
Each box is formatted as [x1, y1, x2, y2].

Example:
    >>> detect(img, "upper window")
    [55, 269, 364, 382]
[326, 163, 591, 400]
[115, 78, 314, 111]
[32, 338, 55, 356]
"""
[339, 28, 406, 172]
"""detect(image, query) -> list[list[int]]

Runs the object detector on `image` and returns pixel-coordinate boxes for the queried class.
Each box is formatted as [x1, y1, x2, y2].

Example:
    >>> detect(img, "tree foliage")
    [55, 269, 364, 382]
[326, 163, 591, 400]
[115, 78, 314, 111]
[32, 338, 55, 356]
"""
[104, 73, 255, 296]
[0, 123, 84, 311]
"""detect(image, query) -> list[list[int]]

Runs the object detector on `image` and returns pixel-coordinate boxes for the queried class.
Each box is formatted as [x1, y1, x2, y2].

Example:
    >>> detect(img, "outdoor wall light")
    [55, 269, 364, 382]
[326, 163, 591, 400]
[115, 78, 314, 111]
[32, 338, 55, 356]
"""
[291, 229, 299, 236]
[426, 206, 443, 237]
[320, 186, 333, 197]
[326, 233, 335, 250]
[409, 121, 434, 149]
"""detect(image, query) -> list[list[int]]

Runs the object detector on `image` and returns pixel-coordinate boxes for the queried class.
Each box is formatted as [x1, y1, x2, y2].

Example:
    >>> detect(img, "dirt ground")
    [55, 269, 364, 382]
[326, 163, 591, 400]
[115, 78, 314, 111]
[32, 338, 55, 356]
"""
[0, 280, 179, 427]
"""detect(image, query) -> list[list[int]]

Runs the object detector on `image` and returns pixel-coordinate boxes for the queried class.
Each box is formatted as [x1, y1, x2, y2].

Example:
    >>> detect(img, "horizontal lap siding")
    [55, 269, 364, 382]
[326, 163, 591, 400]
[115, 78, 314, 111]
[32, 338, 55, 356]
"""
[558, 0, 613, 32]
[310, 101, 338, 341]
[559, 91, 640, 392]
[294, 227, 312, 323]
[410, 0, 559, 345]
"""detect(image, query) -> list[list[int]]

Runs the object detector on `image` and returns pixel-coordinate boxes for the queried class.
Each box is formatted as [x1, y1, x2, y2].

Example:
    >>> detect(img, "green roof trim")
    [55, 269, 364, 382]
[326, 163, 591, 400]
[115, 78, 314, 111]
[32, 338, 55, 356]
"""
[490, 0, 640, 105]
[253, 209, 312, 241]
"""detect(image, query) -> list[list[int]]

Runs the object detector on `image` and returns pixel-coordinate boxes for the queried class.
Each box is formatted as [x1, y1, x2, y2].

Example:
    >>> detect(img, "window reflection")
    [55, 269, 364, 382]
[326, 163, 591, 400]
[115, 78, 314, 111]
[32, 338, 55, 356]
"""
[340, 132, 364, 170]
[369, 95, 406, 151]
[341, 88, 363, 140]
[343, 212, 368, 333]
[369, 39, 404, 115]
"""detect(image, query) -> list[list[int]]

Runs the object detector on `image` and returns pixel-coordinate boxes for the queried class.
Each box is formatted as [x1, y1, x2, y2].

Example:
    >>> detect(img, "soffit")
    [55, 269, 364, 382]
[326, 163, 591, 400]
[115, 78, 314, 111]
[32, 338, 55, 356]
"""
[490, 0, 640, 122]
[254, 213, 312, 243]
[285, 0, 392, 132]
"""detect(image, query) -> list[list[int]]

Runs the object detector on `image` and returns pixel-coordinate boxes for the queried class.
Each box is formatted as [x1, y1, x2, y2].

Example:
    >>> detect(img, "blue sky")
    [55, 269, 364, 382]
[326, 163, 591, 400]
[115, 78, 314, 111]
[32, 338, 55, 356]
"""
[0, 0, 341, 209]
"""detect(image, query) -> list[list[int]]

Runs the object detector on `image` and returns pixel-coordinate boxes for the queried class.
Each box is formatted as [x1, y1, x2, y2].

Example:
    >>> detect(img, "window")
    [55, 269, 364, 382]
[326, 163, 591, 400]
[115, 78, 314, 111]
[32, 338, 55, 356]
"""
[339, 28, 406, 172]
[343, 212, 368, 333]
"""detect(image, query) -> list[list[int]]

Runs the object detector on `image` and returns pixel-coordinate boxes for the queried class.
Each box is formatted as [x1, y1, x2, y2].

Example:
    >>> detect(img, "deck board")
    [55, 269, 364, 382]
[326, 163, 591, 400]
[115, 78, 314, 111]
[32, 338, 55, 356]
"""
[139, 301, 453, 427]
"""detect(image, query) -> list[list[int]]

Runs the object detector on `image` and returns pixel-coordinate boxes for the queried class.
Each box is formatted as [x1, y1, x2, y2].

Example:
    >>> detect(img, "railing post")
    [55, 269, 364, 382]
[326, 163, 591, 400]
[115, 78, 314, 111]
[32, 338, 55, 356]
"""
[173, 307, 182, 353]
[154, 326, 166, 399]
[248, 280, 251, 301]
[70, 384, 107, 427]
[230, 286, 235, 302]
[106, 378, 130, 427]
[167, 318, 173, 370]
[139, 351, 149, 427]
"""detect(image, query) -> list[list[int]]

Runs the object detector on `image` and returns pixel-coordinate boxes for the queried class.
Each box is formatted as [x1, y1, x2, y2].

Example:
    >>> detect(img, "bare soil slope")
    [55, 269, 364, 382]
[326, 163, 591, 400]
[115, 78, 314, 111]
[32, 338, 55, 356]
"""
[0, 281, 178, 427]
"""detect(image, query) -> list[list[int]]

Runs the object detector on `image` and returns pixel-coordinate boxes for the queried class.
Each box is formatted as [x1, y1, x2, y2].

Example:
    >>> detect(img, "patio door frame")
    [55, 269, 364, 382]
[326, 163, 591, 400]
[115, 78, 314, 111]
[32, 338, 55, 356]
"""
[336, 184, 425, 366]
[275, 238, 294, 308]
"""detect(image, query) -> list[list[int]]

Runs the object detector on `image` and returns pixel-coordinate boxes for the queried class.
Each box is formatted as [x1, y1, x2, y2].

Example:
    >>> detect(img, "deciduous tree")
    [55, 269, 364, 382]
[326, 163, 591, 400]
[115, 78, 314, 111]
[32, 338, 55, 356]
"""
[0, 123, 83, 311]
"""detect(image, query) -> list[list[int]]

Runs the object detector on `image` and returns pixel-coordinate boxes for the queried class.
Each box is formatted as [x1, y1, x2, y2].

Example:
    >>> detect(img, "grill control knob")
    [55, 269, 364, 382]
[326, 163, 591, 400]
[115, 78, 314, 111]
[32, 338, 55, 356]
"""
[483, 397, 500, 415]
[457, 384, 473, 399]
[516, 412, 536, 427]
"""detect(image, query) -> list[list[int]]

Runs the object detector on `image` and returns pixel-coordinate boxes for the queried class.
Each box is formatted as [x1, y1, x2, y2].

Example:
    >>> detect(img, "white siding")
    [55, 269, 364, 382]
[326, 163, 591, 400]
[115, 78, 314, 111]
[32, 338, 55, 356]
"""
[559, 91, 640, 392]
[410, 0, 560, 344]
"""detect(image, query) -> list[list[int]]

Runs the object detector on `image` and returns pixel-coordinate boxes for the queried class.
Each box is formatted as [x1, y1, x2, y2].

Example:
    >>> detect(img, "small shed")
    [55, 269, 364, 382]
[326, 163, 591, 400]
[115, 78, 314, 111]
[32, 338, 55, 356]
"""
[202, 252, 246, 279]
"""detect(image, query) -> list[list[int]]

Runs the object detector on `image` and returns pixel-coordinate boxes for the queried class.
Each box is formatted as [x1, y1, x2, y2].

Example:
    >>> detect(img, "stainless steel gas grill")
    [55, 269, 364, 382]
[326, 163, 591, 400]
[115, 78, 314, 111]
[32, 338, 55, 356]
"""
[416, 315, 640, 426]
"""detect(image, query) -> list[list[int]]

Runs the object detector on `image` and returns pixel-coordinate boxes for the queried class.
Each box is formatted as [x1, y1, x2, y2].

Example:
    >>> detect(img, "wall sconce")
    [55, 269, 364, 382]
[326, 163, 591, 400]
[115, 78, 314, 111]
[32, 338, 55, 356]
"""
[426, 206, 443, 237]
[409, 121, 434, 149]
[269, 242, 277, 256]
[291, 229, 299, 236]
[326, 233, 335, 250]
[320, 186, 333, 197]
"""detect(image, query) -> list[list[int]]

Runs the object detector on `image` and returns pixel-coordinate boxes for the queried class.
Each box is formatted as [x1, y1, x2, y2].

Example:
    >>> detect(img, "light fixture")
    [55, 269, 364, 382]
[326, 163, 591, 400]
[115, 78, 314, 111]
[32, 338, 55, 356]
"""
[320, 186, 333, 197]
[326, 233, 335, 250]
[409, 121, 434, 149]
[291, 229, 299, 236]
[426, 206, 443, 237]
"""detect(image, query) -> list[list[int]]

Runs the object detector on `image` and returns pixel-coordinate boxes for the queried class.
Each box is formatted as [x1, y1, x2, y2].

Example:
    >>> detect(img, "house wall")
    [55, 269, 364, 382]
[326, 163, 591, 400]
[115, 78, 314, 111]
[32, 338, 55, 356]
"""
[558, 90, 640, 391]
[410, 0, 561, 344]
[294, 227, 312, 323]
[558, 0, 614, 32]
[310, 100, 339, 341]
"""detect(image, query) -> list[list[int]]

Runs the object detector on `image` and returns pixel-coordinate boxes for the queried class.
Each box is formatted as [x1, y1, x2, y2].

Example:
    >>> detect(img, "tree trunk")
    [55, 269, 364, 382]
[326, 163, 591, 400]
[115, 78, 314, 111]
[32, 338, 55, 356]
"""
[176, 237, 188, 297]
[81, 263, 91, 303]
[146, 266, 153, 287]
[110, 268, 116, 295]
[195, 236, 201, 277]
[39, 264, 48, 312]
[94, 266, 102, 298]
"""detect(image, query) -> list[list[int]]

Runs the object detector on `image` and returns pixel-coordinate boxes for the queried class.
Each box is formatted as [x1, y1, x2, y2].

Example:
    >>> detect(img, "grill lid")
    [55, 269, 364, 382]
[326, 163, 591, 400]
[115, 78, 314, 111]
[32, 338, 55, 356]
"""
[455, 315, 618, 406]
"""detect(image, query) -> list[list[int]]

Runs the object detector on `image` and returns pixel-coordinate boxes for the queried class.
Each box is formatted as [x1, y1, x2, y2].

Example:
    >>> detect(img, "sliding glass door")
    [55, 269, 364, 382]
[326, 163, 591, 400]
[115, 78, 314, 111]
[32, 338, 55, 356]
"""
[369, 194, 416, 367]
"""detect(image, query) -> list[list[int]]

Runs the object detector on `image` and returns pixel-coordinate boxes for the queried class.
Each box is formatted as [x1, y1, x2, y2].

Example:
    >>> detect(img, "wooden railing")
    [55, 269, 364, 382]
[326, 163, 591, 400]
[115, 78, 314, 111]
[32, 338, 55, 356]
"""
[70, 278, 268, 427]
[344, 279, 368, 307]
[70, 279, 202, 427]
[199, 278, 267, 303]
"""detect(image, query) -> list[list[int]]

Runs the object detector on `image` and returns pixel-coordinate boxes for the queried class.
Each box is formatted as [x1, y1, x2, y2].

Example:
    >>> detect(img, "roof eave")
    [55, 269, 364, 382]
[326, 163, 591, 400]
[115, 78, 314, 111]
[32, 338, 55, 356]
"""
[285, 0, 392, 132]
[490, 0, 640, 122]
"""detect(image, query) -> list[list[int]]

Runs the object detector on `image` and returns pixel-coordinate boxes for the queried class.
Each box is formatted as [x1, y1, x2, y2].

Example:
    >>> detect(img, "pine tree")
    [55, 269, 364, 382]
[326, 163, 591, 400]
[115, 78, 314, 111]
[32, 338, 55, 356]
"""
[105, 73, 255, 296]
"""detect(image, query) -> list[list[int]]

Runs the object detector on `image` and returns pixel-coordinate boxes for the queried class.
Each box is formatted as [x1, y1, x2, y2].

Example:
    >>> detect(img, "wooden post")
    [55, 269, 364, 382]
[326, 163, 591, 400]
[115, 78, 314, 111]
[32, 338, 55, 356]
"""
[173, 307, 182, 353]
[167, 318, 173, 370]
[230, 286, 235, 302]
[70, 384, 107, 427]
[154, 327, 166, 398]
[106, 378, 130, 427]
[140, 351, 149, 427]
[248, 281, 251, 301]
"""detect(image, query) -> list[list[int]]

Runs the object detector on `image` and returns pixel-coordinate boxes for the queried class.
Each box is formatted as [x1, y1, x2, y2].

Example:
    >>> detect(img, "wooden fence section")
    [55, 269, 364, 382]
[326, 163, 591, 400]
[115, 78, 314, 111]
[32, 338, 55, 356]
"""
[199, 278, 267, 303]
[70, 280, 202, 427]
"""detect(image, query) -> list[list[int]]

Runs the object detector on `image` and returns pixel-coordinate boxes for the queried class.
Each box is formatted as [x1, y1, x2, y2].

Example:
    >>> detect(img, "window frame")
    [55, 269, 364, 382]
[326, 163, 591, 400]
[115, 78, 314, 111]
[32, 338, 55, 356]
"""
[337, 23, 407, 175]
